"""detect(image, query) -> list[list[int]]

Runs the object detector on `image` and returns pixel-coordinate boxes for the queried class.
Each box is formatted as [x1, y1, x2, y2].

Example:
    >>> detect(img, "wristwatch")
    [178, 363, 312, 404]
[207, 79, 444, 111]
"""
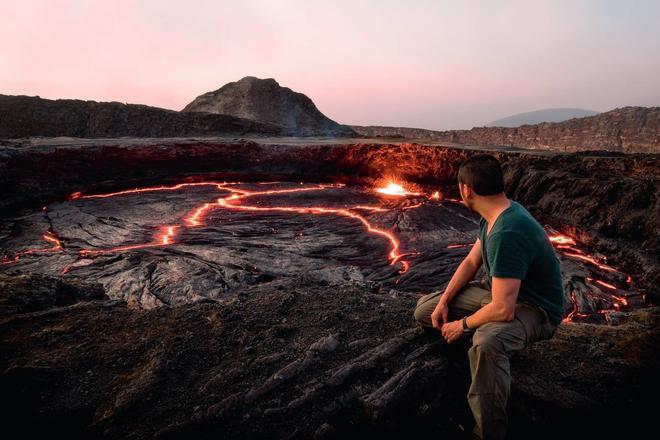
[462, 316, 471, 332]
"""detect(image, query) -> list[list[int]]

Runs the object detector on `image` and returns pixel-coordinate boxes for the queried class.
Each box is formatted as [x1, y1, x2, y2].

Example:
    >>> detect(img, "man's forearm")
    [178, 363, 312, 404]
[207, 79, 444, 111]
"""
[441, 259, 480, 304]
[465, 300, 514, 329]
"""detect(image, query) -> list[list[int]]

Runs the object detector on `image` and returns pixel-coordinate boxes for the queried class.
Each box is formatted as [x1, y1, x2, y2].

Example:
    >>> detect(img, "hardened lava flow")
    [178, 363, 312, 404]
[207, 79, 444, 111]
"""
[0, 179, 646, 322]
[67, 181, 412, 274]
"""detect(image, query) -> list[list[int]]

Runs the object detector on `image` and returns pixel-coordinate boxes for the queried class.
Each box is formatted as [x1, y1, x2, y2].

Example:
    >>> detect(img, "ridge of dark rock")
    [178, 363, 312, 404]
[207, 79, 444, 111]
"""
[0, 94, 284, 138]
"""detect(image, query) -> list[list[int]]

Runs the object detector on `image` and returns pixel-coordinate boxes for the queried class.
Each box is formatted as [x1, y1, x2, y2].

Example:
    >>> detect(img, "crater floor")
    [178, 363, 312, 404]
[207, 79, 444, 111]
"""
[0, 179, 645, 322]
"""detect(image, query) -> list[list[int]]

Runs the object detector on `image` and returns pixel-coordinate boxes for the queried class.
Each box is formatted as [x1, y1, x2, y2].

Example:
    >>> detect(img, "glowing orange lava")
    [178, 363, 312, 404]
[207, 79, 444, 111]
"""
[401, 202, 424, 211]
[79, 225, 178, 256]
[72, 181, 230, 199]
[446, 243, 473, 249]
[548, 234, 577, 246]
[547, 232, 618, 273]
[183, 183, 411, 274]
[586, 277, 618, 290]
[1, 230, 62, 264]
[549, 231, 639, 322]
[561, 252, 618, 272]
[375, 181, 422, 197]
[23, 181, 409, 275]
[563, 289, 589, 322]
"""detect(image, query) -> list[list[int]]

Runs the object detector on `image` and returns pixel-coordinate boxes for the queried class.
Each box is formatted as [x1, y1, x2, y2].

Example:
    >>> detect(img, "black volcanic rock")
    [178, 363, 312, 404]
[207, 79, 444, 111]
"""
[183, 76, 355, 136]
[0, 273, 657, 439]
[352, 106, 660, 153]
[0, 94, 284, 138]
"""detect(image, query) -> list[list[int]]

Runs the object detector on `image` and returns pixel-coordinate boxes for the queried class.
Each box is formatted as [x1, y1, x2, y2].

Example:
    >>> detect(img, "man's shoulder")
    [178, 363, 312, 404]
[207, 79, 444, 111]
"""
[492, 212, 549, 257]
[500, 202, 542, 232]
[487, 227, 540, 257]
[488, 228, 527, 244]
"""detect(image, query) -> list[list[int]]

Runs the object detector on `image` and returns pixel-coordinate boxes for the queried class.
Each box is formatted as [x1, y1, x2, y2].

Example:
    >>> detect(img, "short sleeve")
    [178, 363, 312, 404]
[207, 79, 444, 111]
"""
[478, 217, 486, 238]
[486, 231, 532, 279]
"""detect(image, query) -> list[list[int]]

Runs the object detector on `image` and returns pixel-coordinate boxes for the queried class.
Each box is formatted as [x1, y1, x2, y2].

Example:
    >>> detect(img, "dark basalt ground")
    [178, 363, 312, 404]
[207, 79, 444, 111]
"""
[1, 138, 658, 439]
[1, 274, 658, 439]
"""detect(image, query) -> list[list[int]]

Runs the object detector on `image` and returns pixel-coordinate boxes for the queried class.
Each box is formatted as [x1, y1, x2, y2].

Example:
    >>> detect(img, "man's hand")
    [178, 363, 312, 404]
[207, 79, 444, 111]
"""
[431, 299, 449, 330]
[441, 320, 464, 343]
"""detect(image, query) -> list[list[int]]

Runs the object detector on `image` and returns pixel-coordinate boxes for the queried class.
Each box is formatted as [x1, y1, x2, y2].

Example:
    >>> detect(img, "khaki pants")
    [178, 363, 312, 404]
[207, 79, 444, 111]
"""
[413, 278, 557, 440]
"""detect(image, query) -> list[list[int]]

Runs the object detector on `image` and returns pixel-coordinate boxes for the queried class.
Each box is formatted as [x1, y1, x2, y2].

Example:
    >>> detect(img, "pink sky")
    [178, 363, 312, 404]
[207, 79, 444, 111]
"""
[2, 0, 659, 129]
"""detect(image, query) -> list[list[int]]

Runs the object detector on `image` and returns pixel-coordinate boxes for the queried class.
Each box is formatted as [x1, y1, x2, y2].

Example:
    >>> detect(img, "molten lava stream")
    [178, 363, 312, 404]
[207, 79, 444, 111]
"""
[1, 230, 63, 265]
[78, 225, 178, 256]
[183, 183, 412, 274]
[547, 230, 640, 322]
[2, 179, 456, 273]
[548, 231, 619, 273]
[68, 181, 233, 200]
[55, 181, 414, 275]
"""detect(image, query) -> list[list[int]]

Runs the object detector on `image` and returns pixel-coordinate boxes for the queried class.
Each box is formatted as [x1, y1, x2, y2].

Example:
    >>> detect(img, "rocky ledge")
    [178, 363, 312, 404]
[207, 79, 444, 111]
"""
[1, 273, 658, 439]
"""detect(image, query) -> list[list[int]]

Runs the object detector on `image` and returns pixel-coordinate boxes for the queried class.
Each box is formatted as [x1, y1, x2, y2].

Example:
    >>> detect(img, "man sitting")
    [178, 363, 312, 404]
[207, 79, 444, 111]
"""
[413, 153, 565, 440]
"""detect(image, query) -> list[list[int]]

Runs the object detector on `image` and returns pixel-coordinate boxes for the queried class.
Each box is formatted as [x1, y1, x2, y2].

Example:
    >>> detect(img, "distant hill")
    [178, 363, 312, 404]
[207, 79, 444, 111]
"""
[0, 94, 284, 138]
[486, 108, 599, 127]
[183, 76, 355, 137]
[351, 106, 660, 154]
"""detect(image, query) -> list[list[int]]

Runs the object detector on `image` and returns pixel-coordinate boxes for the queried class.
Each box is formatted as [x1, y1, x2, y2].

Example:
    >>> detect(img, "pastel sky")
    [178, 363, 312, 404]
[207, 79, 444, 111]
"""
[2, 0, 659, 129]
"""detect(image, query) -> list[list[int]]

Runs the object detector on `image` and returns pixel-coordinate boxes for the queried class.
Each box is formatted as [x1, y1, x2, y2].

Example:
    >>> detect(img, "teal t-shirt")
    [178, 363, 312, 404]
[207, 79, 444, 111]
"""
[479, 200, 565, 325]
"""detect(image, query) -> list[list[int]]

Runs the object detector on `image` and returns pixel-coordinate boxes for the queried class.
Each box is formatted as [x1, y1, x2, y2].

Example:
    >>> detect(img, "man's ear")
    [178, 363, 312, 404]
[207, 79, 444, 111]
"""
[459, 182, 471, 199]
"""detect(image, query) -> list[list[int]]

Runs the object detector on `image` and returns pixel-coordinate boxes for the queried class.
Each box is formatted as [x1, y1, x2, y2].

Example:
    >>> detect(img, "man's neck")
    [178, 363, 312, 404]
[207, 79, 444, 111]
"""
[476, 195, 511, 226]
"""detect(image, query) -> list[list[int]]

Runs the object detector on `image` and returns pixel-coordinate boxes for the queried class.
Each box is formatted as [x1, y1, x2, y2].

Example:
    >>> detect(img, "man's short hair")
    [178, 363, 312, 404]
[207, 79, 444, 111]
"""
[457, 154, 504, 196]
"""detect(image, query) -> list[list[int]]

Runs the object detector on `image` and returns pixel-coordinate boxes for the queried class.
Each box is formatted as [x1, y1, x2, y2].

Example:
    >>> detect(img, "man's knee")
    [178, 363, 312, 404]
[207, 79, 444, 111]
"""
[413, 304, 432, 327]
[413, 291, 442, 328]
[471, 325, 506, 355]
